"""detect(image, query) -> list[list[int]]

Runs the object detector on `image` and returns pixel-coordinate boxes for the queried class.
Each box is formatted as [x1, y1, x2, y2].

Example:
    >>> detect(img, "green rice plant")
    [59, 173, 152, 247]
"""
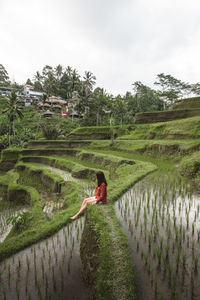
[148, 233, 152, 250]
[171, 275, 177, 298]
[143, 252, 148, 266]
[16, 288, 20, 300]
[182, 226, 186, 241]
[156, 247, 162, 267]
[191, 272, 194, 299]
[187, 235, 190, 248]
[186, 215, 189, 230]
[7, 264, 11, 288]
[194, 256, 198, 273]
[136, 239, 140, 252]
[167, 264, 172, 286]
[42, 248, 45, 258]
[198, 230, 200, 242]
[165, 244, 170, 262]
[178, 202, 181, 215]
[173, 216, 177, 229]
[34, 265, 38, 287]
[182, 253, 187, 271]
[154, 280, 158, 297]
[45, 273, 48, 296]
[52, 266, 56, 291]
[41, 258, 44, 280]
[197, 204, 200, 217]
[192, 240, 195, 257]
[3, 288, 6, 300]
[25, 273, 28, 295]
[26, 255, 30, 271]
[167, 226, 171, 240]
[175, 249, 180, 273]
[160, 237, 163, 252]
[171, 240, 176, 254]
[55, 252, 58, 264]
[61, 269, 64, 291]
[67, 260, 70, 273]
[45, 239, 49, 250]
[18, 258, 21, 269]
[140, 223, 143, 236]
[192, 223, 195, 236]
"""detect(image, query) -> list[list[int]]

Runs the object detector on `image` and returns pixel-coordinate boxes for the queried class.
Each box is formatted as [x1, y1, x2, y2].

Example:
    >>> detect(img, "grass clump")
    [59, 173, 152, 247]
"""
[179, 152, 200, 185]
[82, 205, 135, 300]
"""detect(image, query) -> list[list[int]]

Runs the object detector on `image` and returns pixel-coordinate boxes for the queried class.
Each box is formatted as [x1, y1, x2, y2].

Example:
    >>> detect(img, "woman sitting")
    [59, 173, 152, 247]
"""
[70, 171, 108, 220]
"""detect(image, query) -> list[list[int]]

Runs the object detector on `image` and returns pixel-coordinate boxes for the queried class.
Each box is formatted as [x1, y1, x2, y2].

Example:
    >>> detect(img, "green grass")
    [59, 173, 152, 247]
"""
[16, 162, 64, 193]
[89, 139, 200, 161]
[83, 205, 135, 300]
[135, 108, 200, 125]
[179, 151, 200, 184]
[80, 158, 157, 300]
[173, 97, 200, 110]
[118, 116, 200, 140]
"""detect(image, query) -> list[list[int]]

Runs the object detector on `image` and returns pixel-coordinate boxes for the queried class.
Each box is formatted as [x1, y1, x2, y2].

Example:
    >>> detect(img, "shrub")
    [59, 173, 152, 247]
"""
[7, 211, 33, 231]
[41, 124, 62, 140]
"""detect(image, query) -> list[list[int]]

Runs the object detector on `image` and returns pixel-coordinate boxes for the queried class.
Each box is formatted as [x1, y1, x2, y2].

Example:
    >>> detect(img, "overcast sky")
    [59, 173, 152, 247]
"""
[1, 0, 200, 95]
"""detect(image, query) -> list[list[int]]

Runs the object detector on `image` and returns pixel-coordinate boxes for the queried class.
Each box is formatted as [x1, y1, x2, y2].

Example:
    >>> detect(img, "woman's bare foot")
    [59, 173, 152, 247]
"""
[70, 215, 79, 220]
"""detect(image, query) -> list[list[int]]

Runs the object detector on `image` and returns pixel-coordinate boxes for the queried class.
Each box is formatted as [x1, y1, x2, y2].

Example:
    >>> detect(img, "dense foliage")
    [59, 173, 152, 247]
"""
[1, 63, 200, 148]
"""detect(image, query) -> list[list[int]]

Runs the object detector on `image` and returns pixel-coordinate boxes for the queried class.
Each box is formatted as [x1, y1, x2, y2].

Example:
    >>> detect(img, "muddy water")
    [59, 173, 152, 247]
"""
[115, 171, 200, 300]
[0, 218, 89, 300]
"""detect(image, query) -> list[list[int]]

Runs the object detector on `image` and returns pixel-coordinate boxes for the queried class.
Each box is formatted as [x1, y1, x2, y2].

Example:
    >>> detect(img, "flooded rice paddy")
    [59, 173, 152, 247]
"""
[0, 165, 95, 300]
[0, 218, 89, 300]
[115, 171, 200, 300]
[0, 198, 28, 243]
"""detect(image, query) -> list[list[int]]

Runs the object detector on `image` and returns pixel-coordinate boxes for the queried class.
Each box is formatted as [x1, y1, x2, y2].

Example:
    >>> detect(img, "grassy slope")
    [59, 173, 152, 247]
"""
[81, 158, 156, 300]
[179, 151, 200, 185]
[119, 116, 200, 140]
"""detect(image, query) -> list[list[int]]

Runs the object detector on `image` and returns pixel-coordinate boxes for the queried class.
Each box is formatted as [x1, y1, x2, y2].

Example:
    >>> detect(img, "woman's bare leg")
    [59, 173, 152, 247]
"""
[70, 198, 96, 220]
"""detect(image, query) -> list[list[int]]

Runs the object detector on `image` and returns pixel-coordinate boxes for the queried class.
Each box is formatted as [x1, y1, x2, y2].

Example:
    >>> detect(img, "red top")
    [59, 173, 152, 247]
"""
[95, 182, 108, 204]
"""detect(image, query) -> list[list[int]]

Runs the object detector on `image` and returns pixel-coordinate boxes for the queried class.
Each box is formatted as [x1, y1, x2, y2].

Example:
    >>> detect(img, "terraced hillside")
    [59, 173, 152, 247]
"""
[1, 121, 200, 299]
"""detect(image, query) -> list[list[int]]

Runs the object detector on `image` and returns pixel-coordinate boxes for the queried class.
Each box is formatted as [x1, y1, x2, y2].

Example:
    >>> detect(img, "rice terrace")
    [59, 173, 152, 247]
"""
[1, 92, 200, 300]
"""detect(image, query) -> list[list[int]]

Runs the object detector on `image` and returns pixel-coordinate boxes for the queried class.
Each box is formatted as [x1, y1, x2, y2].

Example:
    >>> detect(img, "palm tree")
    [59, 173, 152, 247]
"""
[55, 64, 63, 80]
[83, 71, 96, 91]
[67, 69, 80, 98]
[2, 92, 23, 146]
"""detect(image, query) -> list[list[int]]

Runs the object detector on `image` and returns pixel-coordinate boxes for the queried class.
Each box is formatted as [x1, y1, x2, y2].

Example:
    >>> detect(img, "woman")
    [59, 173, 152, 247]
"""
[70, 171, 108, 220]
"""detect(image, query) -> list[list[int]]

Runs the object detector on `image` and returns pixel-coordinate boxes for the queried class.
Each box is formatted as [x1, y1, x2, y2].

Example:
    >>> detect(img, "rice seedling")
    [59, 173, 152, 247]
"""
[16, 288, 20, 300]
[26, 255, 30, 272]
[194, 256, 198, 273]
[182, 253, 187, 271]
[198, 230, 200, 242]
[148, 233, 152, 250]
[41, 257, 45, 280]
[67, 260, 70, 273]
[3, 288, 6, 300]
[192, 223, 194, 236]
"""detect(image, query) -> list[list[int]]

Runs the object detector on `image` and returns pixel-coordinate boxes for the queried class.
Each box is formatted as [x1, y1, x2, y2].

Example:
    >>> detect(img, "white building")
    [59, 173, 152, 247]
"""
[24, 84, 43, 98]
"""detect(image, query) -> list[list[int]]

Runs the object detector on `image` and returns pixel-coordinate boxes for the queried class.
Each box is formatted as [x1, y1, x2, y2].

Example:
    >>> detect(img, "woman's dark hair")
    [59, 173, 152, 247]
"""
[96, 171, 107, 187]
